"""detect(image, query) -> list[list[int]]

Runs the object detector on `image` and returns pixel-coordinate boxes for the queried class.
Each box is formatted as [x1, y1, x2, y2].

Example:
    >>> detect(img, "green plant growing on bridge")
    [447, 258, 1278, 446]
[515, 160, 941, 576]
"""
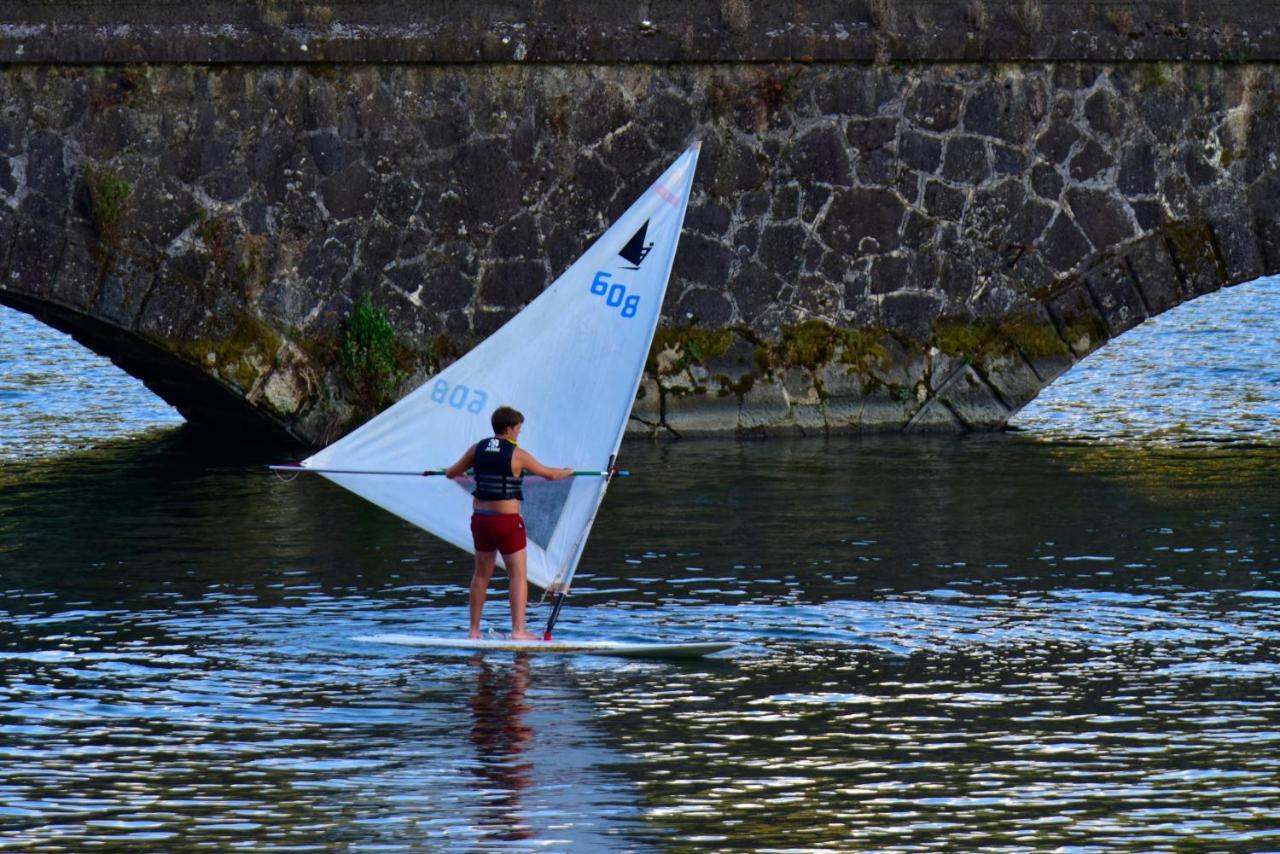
[85, 164, 132, 244]
[339, 291, 404, 415]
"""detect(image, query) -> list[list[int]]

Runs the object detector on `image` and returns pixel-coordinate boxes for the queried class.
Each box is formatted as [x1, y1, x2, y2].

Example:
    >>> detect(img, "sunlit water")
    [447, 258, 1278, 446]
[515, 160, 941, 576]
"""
[0, 308, 183, 461]
[1, 280, 1278, 851]
[1012, 276, 1280, 442]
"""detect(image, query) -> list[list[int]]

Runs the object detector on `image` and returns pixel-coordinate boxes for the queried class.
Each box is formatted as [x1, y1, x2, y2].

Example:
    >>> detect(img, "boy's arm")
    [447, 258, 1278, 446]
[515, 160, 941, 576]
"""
[444, 446, 475, 478]
[514, 448, 573, 480]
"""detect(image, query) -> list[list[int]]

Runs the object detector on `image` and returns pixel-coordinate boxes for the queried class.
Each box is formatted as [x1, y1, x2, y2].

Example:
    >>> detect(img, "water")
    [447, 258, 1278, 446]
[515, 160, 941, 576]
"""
[1012, 276, 1280, 443]
[1, 279, 1278, 851]
[0, 308, 183, 461]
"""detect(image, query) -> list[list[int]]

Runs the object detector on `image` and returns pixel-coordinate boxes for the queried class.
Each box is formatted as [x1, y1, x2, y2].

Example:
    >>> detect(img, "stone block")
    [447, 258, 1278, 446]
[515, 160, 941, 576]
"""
[791, 125, 851, 186]
[845, 117, 896, 152]
[898, 130, 942, 173]
[1165, 222, 1223, 296]
[26, 129, 68, 205]
[793, 402, 826, 433]
[819, 187, 905, 257]
[938, 365, 1010, 429]
[1039, 213, 1092, 274]
[869, 254, 909, 295]
[675, 233, 734, 289]
[880, 290, 941, 343]
[739, 379, 791, 431]
[1047, 285, 1109, 357]
[1209, 207, 1264, 284]
[93, 253, 154, 327]
[992, 143, 1028, 176]
[671, 286, 734, 326]
[479, 260, 544, 309]
[629, 378, 662, 426]
[1084, 258, 1148, 336]
[0, 207, 14, 273]
[860, 387, 916, 430]
[320, 162, 376, 222]
[823, 394, 864, 430]
[905, 81, 963, 132]
[941, 135, 990, 184]
[1030, 162, 1063, 201]
[1068, 139, 1114, 182]
[0, 156, 14, 198]
[1126, 234, 1185, 314]
[923, 180, 966, 221]
[1065, 188, 1135, 251]
[257, 343, 315, 418]
[1084, 89, 1123, 138]
[1118, 142, 1157, 195]
[732, 263, 784, 324]
[904, 398, 964, 432]
[780, 366, 819, 404]
[662, 388, 741, 435]
[6, 218, 66, 299]
[1035, 119, 1080, 165]
[978, 349, 1043, 412]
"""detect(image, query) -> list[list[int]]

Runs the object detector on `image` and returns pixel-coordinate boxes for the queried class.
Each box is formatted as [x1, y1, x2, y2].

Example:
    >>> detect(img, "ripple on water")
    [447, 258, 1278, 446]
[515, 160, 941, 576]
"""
[2, 290, 1280, 849]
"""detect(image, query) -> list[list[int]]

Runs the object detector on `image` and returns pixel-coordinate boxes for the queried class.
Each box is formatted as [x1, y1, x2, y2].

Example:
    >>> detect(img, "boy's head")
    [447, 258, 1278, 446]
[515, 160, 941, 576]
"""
[491, 406, 524, 435]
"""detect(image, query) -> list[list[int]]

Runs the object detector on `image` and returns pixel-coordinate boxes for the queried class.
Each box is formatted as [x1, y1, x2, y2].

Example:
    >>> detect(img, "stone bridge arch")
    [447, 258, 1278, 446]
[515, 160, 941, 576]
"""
[0, 2, 1277, 445]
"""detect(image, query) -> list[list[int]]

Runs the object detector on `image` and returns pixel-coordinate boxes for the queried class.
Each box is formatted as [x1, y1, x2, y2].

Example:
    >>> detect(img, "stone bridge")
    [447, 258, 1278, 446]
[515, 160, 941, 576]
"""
[1, 1, 1278, 444]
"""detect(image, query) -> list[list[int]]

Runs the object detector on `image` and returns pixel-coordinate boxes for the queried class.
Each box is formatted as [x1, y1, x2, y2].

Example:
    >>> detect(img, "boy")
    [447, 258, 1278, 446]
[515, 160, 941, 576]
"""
[445, 406, 573, 639]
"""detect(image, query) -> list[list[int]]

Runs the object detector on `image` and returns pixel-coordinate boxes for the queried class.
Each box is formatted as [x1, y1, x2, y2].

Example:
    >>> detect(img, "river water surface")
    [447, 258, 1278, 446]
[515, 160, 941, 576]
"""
[1, 280, 1278, 851]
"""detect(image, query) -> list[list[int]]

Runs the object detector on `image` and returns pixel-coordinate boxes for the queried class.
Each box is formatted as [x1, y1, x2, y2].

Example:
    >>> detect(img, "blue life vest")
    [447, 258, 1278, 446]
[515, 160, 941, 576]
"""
[472, 437, 523, 500]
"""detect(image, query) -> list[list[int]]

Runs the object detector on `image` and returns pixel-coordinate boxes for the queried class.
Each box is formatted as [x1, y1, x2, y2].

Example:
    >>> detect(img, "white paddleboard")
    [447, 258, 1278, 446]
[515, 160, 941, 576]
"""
[355, 633, 736, 658]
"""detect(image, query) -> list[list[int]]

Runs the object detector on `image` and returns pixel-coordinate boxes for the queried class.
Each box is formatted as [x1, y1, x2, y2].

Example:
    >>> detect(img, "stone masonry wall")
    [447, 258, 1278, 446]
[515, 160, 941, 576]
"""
[1, 3, 1278, 443]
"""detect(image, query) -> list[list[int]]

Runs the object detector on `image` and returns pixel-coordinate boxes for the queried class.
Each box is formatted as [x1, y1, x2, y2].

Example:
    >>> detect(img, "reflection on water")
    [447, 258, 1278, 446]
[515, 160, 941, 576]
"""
[1, 279, 1278, 849]
[469, 654, 535, 842]
[0, 434, 1276, 850]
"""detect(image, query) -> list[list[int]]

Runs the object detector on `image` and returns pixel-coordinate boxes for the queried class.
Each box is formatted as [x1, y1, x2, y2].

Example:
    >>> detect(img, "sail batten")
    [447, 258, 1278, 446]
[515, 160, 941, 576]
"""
[302, 144, 701, 591]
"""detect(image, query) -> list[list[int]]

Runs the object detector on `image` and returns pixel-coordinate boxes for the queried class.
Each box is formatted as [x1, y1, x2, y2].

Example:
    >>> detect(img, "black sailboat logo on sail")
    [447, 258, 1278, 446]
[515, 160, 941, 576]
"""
[618, 221, 653, 270]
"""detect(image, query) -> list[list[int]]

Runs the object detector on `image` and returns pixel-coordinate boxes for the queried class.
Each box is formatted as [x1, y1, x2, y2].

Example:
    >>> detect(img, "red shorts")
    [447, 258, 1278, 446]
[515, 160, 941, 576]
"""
[470, 512, 527, 555]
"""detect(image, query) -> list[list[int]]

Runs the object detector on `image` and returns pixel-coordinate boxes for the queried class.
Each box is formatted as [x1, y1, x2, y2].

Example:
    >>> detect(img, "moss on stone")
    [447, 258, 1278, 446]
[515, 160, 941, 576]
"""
[1166, 221, 1226, 280]
[716, 372, 756, 399]
[647, 326, 734, 376]
[779, 318, 839, 368]
[170, 312, 283, 393]
[752, 319, 890, 377]
[999, 316, 1072, 359]
[84, 164, 132, 242]
[1060, 316, 1110, 354]
[1137, 63, 1174, 90]
[932, 317, 997, 358]
[837, 328, 891, 371]
[933, 314, 1072, 363]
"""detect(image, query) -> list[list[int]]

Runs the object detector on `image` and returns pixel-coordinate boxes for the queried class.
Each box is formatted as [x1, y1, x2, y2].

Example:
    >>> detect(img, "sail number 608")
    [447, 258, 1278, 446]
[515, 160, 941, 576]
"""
[590, 272, 639, 318]
[430, 380, 488, 413]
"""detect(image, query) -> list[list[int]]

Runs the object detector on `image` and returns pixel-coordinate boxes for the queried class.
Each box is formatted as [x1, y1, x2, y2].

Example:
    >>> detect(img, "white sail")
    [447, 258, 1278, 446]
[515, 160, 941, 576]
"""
[302, 143, 701, 591]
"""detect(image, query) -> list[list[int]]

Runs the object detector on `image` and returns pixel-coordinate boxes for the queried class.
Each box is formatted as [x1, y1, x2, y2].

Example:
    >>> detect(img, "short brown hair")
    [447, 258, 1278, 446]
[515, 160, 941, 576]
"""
[491, 405, 524, 434]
